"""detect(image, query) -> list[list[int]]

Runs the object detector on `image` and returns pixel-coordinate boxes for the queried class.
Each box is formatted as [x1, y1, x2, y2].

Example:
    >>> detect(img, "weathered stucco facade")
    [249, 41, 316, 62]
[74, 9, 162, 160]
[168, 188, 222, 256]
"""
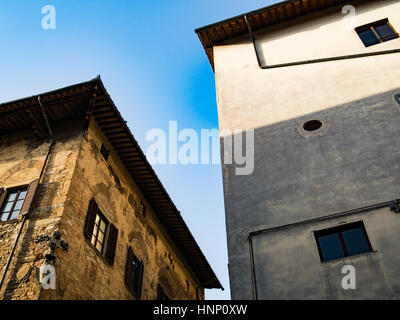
[0, 79, 221, 300]
[196, 0, 400, 299]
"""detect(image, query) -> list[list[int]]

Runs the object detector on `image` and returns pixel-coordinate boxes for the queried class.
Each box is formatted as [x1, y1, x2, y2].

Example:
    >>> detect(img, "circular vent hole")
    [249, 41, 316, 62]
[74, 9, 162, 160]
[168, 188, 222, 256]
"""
[303, 120, 322, 131]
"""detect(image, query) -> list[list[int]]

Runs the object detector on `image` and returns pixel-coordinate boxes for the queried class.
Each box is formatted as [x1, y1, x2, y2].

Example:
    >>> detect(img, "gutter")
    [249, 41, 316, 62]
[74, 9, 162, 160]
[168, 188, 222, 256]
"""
[194, 0, 297, 34]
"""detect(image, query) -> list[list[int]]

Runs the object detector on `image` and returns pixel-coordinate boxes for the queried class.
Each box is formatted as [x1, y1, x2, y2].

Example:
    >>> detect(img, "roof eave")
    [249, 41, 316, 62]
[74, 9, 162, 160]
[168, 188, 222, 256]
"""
[0, 77, 223, 290]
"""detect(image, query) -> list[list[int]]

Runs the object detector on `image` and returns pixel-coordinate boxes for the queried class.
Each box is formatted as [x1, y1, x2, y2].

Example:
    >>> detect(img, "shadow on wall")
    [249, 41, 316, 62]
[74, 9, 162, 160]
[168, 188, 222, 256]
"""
[224, 88, 400, 230]
[223, 88, 400, 299]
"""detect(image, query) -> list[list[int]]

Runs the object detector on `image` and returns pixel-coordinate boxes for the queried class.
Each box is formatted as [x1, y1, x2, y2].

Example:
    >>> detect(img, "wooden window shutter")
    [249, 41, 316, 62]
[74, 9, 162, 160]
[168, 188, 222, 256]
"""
[20, 179, 40, 216]
[105, 223, 118, 265]
[125, 246, 134, 286]
[84, 198, 98, 239]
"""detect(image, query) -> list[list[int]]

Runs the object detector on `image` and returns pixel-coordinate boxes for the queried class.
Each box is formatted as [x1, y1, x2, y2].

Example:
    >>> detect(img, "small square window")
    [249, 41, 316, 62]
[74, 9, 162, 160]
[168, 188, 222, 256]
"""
[314, 221, 372, 262]
[355, 19, 398, 47]
[0, 187, 28, 221]
[100, 144, 110, 161]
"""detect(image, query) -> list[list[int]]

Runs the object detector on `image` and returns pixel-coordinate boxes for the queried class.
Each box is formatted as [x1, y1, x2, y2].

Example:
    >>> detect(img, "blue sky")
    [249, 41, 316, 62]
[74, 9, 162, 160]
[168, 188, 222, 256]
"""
[0, 0, 276, 299]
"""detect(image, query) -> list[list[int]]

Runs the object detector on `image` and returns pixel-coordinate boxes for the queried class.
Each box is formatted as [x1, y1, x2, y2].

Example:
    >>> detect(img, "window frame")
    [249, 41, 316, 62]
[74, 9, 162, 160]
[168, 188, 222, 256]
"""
[125, 246, 144, 299]
[84, 198, 119, 265]
[0, 186, 28, 222]
[314, 221, 373, 262]
[355, 18, 399, 47]
[90, 210, 109, 254]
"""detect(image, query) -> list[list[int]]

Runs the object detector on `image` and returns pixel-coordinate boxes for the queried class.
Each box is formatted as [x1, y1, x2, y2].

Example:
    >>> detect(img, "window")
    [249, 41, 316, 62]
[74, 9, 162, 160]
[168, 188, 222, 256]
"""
[125, 246, 144, 298]
[84, 198, 119, 265]
[100, 144, 110, 161]
[139, 201, 146, 217]
[157, 285, 169, 300]
[356, 19, 398, 47]
[91, 213, 108, 253]
[314, 221, 372, 262]
[0, 187, 27, 221]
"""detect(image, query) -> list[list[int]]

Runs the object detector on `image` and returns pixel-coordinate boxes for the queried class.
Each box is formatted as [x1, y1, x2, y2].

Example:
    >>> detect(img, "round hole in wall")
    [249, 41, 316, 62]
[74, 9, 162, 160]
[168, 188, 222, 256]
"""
[303, 120, 323, 132]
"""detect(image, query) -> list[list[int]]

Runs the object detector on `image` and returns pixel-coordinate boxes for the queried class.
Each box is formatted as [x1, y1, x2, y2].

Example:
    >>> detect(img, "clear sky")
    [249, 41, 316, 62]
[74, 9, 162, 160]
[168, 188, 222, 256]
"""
[0, 0, 276, 299]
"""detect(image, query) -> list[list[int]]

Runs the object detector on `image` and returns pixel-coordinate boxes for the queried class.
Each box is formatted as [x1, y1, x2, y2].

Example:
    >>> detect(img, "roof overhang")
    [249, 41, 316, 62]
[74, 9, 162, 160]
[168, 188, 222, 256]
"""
[195, 0, 357, 69]
[0, 77, 223, 290]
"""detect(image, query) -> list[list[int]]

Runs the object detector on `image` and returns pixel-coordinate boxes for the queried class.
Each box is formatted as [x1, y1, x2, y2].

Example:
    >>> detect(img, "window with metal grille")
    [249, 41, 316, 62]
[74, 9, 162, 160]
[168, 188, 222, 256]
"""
[0, 187, 27, 221]
[355, 19, 398, 47]
[314, 221, 372, 262]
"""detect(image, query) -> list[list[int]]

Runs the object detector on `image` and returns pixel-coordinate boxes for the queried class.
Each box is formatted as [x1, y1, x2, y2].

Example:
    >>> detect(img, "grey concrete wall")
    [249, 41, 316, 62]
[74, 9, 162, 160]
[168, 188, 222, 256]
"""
[252, 206, 400, 299]
[214, 0, 400, 299]
[213, 0, 400, 299]
[223, 89, 400, 299]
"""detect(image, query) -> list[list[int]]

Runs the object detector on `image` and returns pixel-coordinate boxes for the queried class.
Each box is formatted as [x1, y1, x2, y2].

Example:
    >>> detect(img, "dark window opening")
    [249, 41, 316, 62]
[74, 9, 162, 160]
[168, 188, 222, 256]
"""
[303, 120, 322, 131]
[100, 144, 110, 161]
[139, 201, 146, 217]
[125, 246, 144, 298]
[315, 221, 372, 262]
[157, 285, 169, 300]
[0, 187, 27, 221]
[356, 19, 398, 47]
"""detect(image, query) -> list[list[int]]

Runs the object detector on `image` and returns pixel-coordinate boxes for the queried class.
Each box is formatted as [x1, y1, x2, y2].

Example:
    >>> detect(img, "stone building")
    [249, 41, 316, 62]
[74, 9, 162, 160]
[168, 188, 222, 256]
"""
[0, 77, 222, 300]
[196, 0, 400, 299]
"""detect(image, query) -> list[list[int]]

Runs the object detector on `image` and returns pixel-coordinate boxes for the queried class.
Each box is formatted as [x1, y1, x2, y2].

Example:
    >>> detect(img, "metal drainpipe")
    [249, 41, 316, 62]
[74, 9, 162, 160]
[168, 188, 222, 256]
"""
[0, 96, 54, 293]
[248, 235, 258, 300]
[244, 15, 263, 68]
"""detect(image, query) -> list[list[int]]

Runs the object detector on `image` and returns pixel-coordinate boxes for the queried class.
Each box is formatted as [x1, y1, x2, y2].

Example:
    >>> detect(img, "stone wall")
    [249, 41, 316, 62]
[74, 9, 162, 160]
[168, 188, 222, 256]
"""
[0, 119, 84, 299]
[0, 113, 204, 300]
[39, 119, 204, 300]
